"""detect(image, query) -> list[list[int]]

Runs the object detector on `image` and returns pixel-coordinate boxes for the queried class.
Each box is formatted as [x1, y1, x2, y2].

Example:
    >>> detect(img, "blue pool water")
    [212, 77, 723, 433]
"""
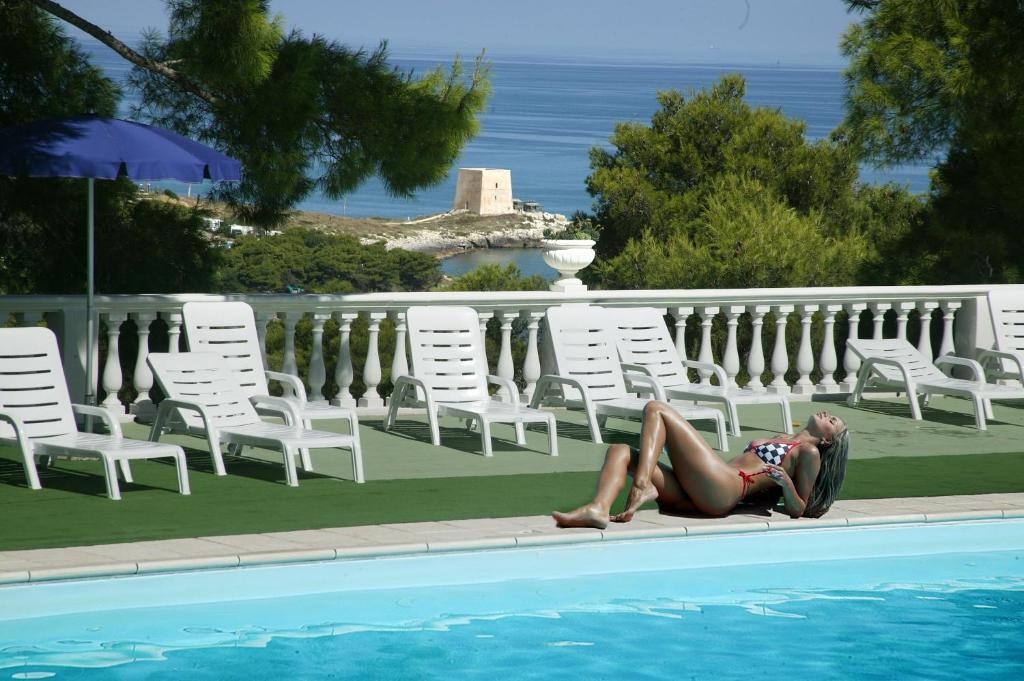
[2, 521, 1022, 679]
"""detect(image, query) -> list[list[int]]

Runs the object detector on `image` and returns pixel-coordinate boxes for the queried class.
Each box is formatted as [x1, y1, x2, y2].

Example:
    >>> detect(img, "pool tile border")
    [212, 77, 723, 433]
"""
[1, 494, 1022, 586]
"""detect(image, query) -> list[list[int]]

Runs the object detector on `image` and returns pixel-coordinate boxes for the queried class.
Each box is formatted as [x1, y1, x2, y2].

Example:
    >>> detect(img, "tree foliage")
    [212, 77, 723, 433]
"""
[119, 0, 491, 226]
[0, 4, 218, 295]
[583, 75, 916, 290]
[441, 263, 548, 292]
[215, 228, 443, 293]
[840, 0, 1024, 283]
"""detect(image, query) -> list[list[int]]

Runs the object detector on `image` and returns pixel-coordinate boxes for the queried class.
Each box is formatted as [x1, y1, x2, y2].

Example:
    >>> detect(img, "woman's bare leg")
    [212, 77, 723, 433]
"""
[650, 402, 744, 515]
[553, 444, 633, 529]
[616, 401, 674, 521]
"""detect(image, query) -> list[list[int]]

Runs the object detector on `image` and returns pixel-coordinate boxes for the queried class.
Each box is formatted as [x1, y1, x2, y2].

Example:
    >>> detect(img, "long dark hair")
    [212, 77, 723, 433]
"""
[803, 428, 851, 518]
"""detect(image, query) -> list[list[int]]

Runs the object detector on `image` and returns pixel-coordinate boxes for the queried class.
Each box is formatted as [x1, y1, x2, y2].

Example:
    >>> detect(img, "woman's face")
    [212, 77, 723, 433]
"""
[809, 410, 845, 444]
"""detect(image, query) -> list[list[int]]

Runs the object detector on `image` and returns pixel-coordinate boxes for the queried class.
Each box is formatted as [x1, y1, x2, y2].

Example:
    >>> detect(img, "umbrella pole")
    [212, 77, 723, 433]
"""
[85, 177, 95, 407]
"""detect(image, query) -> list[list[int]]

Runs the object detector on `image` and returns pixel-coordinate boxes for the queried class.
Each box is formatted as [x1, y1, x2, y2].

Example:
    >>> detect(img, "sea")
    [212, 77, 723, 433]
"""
[81, 39, 935, 277]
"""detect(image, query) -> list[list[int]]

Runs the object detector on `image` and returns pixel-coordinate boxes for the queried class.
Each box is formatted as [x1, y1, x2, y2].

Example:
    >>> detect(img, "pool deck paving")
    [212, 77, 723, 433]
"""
[1, 492, 1022, 586]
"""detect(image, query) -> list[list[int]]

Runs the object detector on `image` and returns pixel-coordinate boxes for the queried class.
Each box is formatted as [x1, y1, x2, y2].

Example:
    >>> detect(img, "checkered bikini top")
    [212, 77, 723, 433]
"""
[745, 440, 800, 466]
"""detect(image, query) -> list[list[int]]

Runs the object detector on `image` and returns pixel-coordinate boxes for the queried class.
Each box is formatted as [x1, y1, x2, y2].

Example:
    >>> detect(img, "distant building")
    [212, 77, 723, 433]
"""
[452, 168, 513, 215]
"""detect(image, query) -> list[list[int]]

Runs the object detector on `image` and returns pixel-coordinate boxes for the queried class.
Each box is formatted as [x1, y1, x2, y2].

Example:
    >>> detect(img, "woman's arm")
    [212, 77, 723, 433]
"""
[764, 448, 821, 518]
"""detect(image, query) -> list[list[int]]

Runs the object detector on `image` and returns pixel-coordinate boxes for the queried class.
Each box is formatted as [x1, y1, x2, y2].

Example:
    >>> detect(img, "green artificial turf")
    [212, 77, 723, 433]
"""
[1, 451, 1022, 551]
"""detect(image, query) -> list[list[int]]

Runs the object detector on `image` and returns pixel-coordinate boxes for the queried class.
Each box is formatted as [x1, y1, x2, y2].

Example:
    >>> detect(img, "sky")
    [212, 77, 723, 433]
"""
[59, 0, 859, 65]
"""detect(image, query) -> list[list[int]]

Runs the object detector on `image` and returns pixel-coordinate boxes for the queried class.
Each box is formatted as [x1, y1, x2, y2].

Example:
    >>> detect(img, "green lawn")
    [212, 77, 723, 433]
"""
[2, 398, 1023, 551]
[1, 451, 1023, 551]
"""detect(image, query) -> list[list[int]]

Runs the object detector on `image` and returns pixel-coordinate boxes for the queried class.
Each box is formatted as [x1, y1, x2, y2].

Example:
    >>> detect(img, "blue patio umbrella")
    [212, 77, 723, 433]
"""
[0, 115, 242, 404]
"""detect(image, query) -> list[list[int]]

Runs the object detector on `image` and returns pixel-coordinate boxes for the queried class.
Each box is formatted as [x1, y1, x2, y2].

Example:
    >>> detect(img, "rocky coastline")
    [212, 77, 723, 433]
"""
[367, 211, 570, 256]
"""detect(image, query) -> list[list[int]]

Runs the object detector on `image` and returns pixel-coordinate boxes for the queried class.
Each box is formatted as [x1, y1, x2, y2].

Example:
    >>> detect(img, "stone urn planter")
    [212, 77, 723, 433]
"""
[541, 239, 596, 292]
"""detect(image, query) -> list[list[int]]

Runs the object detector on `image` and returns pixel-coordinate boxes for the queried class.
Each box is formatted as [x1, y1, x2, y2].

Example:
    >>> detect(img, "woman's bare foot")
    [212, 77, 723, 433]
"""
[552, 505, 610, 529]
[612, 484, 658, 523]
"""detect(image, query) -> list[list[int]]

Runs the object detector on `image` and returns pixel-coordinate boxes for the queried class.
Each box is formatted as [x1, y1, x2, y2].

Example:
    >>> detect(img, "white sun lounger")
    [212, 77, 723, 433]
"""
[182, 301, 360, 444]
[610, 306, 792, 437]
[148, 352, 364, 485]
[0, 327, 190, 500]
[530, 304, 728, 450]
[385, 306, 558, 456]
[977, 287, 1024, 385]
[847, 337, 1024, 430]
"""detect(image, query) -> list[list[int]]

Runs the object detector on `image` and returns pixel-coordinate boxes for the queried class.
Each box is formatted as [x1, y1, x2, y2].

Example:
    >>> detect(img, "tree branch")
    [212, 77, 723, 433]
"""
[26, 0, 219, 105]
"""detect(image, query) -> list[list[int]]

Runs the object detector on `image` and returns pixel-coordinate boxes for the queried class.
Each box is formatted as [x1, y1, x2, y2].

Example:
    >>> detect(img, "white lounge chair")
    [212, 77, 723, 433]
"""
[530, 304, 728, 450]
[182, 301, 360, 447]
[385, 306, 558, 457]
[0, 327, 190, 500]
[147, 352, 364, 485]
[847, 337, 1024, 430]
[977, 287, 1024, 385]
[610, 306, 792, 437]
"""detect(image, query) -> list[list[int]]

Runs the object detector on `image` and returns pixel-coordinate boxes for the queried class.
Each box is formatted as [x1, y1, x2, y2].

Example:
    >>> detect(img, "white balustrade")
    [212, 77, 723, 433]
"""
[281, 312, 299, 381]
[697, 306, 718, 384]
[841, 302, 867, 392]
[476, 310, 494, 372]
[164, 311, 183, 352]
[100, 312, 127, 412]
[332, 312, 357, 408]
[0, 285, 1001, 412]
[360, 311, 386, 408]
[769, 304, 794, 394]
[916, 301, 939, 359]
[520, 310, 545, 400]
[307, 313, 330, 402]
[817, 304, 842, 392]
[895, 301, 915, 340]
[130, 312, 157, 417]
[722, 306, 743, 388]
[496, 310, 517, 401]
[254, 310, 274, 367]
[746, 305, 769, 391]
[869, 302, 891, 340]
[792, 304, 818, 395]
[938, 301, 961, 356]
[389, 310, 409, 384]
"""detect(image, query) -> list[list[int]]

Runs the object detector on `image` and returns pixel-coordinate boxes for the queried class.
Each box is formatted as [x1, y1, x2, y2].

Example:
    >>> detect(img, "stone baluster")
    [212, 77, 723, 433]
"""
[697, 306, 719, 384]
[768, 305, 794, 394]
[869, 302, 890, 339]
[389, 310, 409, 385]
[746, 306, 769, 391]
[937, 301, 962, 357]
[841, 303, 867, 393]
[332, 312, 358, 408]
[792, 304, 818, 395]
[307, 313, 330, 402]
[669, 307, 694, 383]
[916, 301, 939, 360]
[495, 310, 517, 400]
[280, 312, 300, 382]
[164, 311, 183, 352]
[722, 306, 744, 388]
[476, 310, 494, 372]
[130, 312, 157, 418]
[254, 310, 275, 368]
[895, 302, 915, 341]
[520, 310, 545, 401]
[359, 311, 386, 408]
[817, 305, 842, 392]
[100, 312, 127, 412]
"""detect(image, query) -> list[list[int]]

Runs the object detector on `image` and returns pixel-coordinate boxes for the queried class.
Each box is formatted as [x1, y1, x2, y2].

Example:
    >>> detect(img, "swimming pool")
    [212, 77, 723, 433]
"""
[2, 520, 1022, 679]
